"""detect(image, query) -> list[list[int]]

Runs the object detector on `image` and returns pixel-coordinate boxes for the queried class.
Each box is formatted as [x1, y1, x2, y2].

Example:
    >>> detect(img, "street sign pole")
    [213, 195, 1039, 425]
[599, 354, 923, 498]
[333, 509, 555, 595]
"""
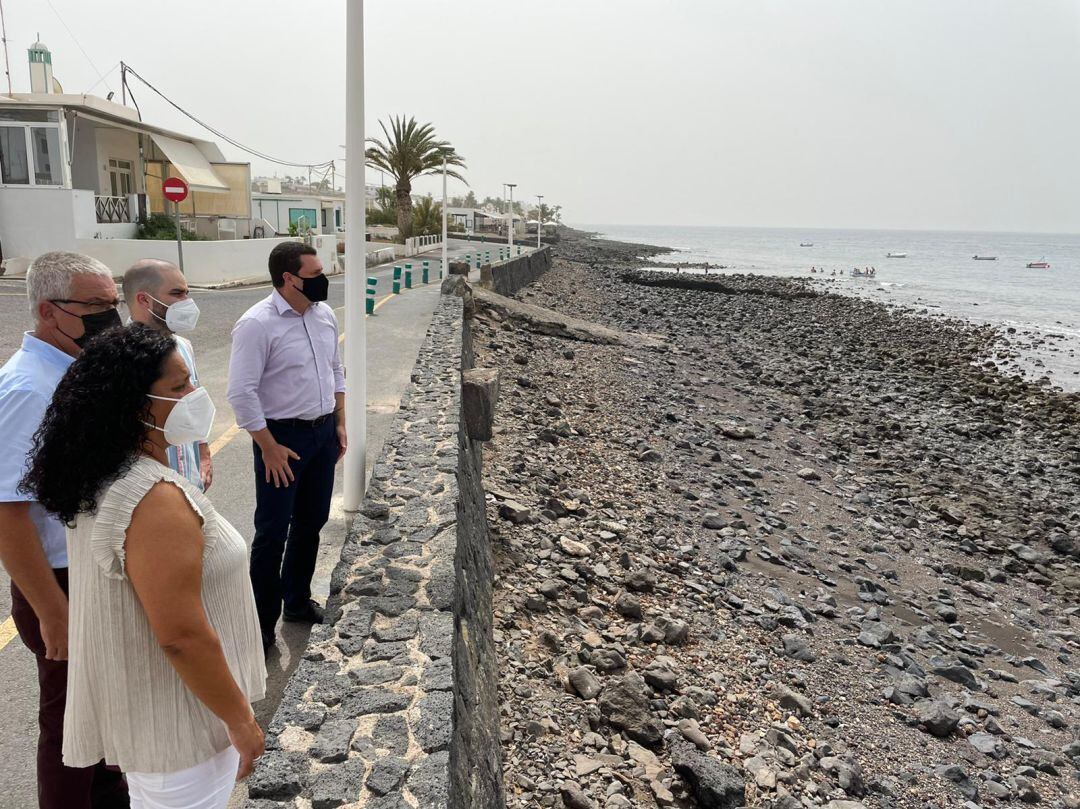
[174, 201, 184, 273]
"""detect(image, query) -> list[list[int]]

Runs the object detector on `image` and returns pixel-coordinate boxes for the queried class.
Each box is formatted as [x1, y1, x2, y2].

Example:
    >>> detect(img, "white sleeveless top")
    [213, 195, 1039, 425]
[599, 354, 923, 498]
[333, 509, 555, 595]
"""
[63, 456, 266, 773]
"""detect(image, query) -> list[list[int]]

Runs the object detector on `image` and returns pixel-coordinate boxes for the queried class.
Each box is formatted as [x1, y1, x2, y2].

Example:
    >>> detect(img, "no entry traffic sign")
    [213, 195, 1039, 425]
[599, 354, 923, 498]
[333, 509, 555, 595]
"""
[162, 176, 189, 203]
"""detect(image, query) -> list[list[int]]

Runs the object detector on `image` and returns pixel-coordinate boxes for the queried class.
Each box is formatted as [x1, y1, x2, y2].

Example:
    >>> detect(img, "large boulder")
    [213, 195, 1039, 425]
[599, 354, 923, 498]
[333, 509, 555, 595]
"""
[914, 698, 959, 738]
[669, 736, 746, 809]
[598, 673, 663, 747]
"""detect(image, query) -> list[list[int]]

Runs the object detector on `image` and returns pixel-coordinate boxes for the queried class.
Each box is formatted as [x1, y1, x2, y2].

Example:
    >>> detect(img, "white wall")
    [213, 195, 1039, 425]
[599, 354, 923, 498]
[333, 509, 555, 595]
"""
[0, 187, 79, 260]
[69, 116, 99, 192]
[0, 187, 139, 265]
[75, 235, 341, 287]
[75, 236, 301, 286]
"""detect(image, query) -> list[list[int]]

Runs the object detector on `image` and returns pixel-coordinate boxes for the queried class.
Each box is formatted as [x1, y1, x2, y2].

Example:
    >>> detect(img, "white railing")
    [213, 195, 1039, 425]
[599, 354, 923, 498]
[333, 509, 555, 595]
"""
[403, 234, 442, 257]
[95, 195, 132, 224]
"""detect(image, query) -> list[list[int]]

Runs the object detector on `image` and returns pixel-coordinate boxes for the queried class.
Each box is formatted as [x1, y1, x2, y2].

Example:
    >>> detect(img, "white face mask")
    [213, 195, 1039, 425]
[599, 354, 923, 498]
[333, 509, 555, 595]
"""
[144, 387, 216, 446]
[147, 294, 200, 333]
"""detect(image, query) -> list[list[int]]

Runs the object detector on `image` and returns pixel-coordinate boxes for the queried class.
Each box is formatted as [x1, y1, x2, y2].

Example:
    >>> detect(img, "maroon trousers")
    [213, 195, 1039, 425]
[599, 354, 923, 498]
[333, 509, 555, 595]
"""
[10, 569, 128, 809]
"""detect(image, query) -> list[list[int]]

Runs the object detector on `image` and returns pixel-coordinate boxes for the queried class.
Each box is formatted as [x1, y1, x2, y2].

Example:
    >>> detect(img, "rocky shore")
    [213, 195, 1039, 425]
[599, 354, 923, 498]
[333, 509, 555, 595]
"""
[473, 229, 1080, 808]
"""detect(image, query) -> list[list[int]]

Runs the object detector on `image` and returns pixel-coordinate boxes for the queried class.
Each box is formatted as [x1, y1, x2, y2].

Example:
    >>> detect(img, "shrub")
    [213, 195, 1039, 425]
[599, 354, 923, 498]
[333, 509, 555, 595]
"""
[136, 213, 205, 241]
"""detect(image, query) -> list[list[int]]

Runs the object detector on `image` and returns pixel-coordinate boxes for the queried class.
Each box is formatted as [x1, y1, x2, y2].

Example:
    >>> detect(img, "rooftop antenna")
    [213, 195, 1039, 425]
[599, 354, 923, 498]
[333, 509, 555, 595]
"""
[0, 1, 12, 95]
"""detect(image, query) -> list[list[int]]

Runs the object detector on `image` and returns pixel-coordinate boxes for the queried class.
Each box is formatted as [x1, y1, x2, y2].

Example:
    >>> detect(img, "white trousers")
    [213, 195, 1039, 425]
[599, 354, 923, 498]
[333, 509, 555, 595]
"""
[126, 746, 239, 809]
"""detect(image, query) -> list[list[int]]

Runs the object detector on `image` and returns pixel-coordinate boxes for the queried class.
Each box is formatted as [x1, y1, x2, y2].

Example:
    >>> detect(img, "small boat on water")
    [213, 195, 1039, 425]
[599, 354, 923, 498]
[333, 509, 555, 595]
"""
[850, 268, 876, 278]
[799, 242, 813, 247]
[1027, 259, 1050, 269]
[973, 255, 997, 261]
[886, 252, 907, 258]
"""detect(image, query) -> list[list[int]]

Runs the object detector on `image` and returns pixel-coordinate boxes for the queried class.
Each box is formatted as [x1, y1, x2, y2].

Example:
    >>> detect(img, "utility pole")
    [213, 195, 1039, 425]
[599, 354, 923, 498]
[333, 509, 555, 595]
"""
[0, 0, 12, 96]
[343, 0, 367, 510]
[536, 194, 543, 248]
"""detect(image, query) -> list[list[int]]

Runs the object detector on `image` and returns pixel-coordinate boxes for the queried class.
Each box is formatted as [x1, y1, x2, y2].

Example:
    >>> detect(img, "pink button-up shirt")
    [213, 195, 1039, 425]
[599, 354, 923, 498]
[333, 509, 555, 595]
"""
[226, 290, 345, 431]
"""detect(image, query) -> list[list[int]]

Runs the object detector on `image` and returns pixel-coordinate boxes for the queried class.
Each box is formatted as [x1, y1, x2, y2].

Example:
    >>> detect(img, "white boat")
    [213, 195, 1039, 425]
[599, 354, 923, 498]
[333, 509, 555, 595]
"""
[885, 252, 907, 258]
[973, 255, 997, 260]
[799, 242, 813, 247]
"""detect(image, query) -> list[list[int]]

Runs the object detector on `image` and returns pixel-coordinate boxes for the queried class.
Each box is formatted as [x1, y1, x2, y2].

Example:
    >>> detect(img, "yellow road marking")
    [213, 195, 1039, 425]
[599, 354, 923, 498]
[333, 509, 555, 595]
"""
[0, 616, 18, 653]
[208, 423, 242, 456]
[338, 294, 394, 343]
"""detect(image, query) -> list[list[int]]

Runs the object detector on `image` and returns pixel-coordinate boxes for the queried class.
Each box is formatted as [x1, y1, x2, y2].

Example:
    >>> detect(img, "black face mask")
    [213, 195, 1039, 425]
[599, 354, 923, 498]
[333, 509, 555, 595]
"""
[296, 273, 329, 303]
[51, 303, 122, 348]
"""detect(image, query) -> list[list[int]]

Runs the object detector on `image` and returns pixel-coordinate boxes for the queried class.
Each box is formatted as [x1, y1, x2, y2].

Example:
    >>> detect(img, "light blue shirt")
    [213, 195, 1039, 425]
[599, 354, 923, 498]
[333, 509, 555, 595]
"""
[0, 333, 74, 568]
[166, 334, 204, 490]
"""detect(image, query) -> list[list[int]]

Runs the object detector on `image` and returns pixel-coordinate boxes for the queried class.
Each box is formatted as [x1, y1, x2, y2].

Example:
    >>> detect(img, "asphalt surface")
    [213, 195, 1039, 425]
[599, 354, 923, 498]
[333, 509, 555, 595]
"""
[0, 237, 502, 807]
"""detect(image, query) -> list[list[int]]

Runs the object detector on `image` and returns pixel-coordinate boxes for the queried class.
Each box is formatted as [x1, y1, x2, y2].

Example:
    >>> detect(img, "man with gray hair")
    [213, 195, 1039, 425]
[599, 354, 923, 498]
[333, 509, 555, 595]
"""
[123, 258, 212, 490]
[0, 252, 127, 808]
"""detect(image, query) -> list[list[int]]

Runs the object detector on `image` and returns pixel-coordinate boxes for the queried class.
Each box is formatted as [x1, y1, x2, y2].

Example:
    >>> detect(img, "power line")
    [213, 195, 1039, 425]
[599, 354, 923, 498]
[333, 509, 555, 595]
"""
[82, 60, 119, 95]
[44, 0, 113, 93]
[122, 63, 334, 170]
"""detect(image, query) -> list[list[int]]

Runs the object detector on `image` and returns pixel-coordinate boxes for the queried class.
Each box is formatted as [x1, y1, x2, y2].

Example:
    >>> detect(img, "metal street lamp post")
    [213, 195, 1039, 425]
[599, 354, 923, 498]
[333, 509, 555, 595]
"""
[343, 0, 367, 510]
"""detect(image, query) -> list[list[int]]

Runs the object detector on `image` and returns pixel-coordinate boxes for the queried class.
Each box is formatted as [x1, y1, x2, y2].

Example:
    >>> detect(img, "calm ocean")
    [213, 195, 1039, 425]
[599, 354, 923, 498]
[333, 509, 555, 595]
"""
[582, 224, 1080, 392]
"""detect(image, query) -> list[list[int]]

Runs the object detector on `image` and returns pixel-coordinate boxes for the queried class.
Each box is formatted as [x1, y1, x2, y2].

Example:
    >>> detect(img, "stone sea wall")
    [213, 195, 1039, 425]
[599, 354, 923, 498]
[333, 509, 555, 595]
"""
[491, 247, 551, 296]
[247, 293, 503, 809]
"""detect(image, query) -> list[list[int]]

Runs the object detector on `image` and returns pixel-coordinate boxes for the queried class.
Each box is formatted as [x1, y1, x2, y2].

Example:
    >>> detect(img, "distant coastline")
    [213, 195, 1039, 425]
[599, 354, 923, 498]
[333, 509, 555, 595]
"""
[577, 223, 1080, 391]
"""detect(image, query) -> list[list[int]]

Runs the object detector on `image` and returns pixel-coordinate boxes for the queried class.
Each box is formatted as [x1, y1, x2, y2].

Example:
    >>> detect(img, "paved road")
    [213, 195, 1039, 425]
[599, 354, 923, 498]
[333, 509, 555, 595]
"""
[0, 238, 495, 807]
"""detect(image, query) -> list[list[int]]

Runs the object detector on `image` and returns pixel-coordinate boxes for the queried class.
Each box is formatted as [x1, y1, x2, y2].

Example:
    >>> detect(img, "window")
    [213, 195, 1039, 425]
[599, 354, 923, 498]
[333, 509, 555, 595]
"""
[0, 109, 59, 123]
[108, 158, 134, 196]
[289, 208, 317, 230]
[0, 126, 29, 184]
[32, 127, 61, 185]
[0, 113, 63, 187]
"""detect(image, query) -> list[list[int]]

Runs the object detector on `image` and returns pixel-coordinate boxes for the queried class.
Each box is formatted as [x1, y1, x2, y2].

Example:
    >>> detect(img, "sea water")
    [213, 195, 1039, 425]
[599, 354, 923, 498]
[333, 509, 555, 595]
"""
[581, 224, 1080, 391]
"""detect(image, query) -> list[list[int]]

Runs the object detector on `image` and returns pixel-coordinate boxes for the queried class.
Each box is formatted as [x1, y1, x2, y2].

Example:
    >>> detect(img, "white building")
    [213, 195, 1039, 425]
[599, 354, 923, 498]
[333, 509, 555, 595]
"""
[0, 40, 337, 285]
[446, 207, 525, 235]
[251, 191, 345, 236]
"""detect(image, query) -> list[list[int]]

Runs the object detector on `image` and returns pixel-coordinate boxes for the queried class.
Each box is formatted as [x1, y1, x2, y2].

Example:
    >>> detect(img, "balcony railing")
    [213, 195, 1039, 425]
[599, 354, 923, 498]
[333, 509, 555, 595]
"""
[95, 195, 131, 224]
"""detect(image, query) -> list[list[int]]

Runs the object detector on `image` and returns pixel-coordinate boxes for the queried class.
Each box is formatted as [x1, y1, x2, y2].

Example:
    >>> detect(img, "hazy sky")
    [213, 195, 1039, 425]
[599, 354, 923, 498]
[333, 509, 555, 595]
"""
[6, 1, 1079, 232]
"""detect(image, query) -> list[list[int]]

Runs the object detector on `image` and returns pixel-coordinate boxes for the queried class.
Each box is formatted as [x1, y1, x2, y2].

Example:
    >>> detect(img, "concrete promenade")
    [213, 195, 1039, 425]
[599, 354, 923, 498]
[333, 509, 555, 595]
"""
[0, 237, 502, 807]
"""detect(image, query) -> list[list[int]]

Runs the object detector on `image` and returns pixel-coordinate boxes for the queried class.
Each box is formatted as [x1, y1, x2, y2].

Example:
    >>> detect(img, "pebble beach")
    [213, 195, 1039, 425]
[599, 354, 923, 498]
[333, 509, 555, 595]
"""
[475, 229, 1080, 808]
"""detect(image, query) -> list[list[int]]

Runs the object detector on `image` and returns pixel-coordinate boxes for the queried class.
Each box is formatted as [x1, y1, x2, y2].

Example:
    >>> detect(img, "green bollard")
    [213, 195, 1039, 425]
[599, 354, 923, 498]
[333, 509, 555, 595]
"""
[404, 269, 412, 289]
[422, 261, 430, 284]
[485, 251, 491, 264]
[392, 266, 402, 294]
[366, 276, 377, 314]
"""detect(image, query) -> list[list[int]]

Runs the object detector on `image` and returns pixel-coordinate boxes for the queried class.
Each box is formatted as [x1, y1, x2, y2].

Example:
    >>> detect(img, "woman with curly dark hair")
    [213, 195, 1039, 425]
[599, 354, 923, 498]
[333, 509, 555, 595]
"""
[21, 325, 266, 808]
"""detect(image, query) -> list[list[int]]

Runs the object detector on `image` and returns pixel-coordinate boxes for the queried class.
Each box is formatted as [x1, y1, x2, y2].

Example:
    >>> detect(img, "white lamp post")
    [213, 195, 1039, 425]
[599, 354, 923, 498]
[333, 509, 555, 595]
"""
[505, 182, 516, 248]
[536, 194, 543, 248]
[441, 156, 448, 278]
[343, 0, 367, 511]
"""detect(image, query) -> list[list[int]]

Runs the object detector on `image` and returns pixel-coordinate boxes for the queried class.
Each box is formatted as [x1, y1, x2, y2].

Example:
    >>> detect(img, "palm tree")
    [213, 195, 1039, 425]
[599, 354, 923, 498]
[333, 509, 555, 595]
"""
[365, 116, 466, 235]
[410, 195, 442, 237]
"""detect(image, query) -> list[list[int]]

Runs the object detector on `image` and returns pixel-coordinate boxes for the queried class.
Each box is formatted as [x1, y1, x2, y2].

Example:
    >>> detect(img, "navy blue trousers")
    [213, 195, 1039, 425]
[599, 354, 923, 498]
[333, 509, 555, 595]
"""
[250, 417, 338, 644]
